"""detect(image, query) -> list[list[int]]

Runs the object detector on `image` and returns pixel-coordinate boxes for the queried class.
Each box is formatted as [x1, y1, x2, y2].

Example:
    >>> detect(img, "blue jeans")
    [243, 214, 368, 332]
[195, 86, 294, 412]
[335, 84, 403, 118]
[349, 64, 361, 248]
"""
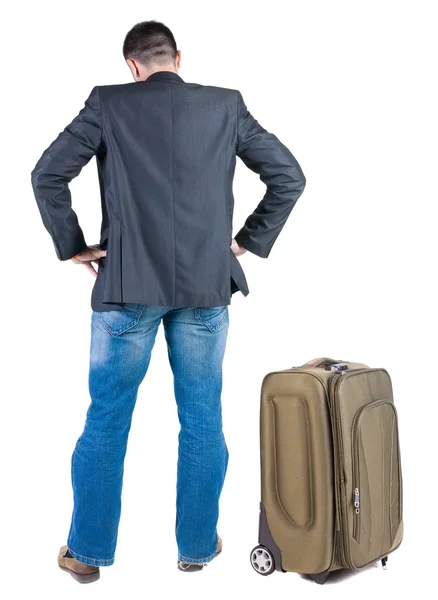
[66, 304, 229, 567]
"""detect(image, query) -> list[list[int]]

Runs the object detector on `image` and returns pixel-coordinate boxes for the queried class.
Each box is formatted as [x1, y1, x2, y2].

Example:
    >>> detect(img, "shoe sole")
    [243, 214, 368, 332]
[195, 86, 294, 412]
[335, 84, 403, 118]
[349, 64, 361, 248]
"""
[59, 565, 100, 584]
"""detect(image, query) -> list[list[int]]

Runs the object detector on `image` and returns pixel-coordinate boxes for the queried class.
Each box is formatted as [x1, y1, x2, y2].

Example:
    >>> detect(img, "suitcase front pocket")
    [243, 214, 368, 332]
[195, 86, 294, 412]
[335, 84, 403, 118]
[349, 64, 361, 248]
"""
[351, 399, 402, 562]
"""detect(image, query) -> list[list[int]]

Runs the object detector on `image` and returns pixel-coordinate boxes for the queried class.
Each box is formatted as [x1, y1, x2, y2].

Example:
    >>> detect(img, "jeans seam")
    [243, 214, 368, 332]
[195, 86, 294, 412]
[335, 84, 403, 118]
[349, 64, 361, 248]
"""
[178, 548, 218, 564]
[67, 547, 115, 566]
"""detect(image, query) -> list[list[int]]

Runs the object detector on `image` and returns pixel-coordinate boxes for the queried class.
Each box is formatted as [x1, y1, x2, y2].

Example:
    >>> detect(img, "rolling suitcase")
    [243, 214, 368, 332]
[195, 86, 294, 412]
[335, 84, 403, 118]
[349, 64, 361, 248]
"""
[250, 358, 403, 584]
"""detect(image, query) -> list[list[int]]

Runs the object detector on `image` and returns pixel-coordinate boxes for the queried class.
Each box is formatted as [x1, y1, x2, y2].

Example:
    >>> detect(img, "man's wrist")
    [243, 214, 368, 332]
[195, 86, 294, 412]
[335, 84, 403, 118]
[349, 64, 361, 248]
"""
[234, 232, 268, 258]
[70, 249, 85, 260]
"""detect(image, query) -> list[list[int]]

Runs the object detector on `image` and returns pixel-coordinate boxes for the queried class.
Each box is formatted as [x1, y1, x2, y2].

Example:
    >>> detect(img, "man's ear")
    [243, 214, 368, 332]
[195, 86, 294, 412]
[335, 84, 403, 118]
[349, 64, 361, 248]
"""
[176, 50, 182, 69]
[126, 58, 140, 80]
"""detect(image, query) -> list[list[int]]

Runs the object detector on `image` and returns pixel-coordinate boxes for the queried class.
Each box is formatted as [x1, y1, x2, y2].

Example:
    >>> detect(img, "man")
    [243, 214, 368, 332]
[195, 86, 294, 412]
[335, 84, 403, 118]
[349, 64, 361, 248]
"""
[31, 20, 306, 583]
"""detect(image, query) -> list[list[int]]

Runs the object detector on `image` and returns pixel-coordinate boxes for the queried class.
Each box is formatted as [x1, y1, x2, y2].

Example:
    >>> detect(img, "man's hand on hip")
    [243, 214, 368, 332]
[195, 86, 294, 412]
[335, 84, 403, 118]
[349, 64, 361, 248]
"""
[231, 238, 247, 257]
[71, 245, 107, 278]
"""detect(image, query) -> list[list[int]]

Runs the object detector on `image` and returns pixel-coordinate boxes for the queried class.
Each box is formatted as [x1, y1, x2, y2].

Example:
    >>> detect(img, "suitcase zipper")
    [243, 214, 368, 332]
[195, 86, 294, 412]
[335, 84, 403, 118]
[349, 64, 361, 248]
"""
[353, 487, 360, 541]
[328, 372, 350, 568]
[329, 369, 369, 569]
[351, 398, 398, 545]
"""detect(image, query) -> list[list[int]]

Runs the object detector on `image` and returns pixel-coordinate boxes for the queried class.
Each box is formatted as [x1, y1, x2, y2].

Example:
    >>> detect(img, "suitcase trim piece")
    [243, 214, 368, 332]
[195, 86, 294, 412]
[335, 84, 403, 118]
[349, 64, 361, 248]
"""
[258, 503, 284, 572]
[269, 394, 314, 530]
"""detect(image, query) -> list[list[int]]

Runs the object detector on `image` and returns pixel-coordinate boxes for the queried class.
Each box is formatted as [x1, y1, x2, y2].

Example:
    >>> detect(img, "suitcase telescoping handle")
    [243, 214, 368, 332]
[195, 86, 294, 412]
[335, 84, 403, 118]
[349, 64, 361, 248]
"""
[300, 357, 349, 372]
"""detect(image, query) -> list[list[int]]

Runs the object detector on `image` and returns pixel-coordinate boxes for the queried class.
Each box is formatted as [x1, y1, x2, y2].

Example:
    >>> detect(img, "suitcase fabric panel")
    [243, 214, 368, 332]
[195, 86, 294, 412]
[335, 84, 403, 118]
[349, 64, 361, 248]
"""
[335, 370, 403, 568]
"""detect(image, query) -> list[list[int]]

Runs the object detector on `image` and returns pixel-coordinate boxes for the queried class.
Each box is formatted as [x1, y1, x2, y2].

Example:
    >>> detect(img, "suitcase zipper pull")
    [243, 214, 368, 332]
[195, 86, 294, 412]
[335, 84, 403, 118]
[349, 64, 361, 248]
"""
[353, 487, 360, 513]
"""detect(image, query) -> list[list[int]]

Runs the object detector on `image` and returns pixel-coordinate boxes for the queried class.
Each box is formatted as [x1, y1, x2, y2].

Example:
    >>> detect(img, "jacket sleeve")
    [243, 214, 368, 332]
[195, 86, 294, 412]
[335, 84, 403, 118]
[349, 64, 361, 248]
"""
[31, 87, 103, 261]
[234, 91, 306, 258]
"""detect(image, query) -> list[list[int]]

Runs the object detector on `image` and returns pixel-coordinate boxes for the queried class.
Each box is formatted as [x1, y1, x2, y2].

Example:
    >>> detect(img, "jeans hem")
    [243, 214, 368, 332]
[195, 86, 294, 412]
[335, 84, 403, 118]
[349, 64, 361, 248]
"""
[178, 548, 217, 565]
[67, 546, 115, 567]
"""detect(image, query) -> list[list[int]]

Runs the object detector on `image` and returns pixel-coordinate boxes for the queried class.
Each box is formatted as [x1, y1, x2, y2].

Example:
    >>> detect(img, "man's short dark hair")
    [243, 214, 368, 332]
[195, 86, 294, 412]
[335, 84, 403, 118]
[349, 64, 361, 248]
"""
[123, 21, 177, 68]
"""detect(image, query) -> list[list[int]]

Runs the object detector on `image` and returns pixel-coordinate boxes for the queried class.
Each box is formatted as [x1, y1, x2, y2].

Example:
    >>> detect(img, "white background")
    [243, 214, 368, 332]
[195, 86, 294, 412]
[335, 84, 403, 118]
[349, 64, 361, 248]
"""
[1, 0, 437, 598]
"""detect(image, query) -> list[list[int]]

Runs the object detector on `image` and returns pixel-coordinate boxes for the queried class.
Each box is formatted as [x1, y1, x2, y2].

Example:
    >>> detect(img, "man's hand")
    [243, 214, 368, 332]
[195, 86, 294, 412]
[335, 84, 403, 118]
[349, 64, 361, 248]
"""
[71, 245, 107, 278]
[231, 238, 247, 257]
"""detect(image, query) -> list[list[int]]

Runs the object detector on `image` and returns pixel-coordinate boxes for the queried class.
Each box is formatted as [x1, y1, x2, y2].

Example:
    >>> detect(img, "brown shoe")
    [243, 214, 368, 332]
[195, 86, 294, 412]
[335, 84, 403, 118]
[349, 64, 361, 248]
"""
[177, 535, 223, 572]
[58, 545, 100, 584]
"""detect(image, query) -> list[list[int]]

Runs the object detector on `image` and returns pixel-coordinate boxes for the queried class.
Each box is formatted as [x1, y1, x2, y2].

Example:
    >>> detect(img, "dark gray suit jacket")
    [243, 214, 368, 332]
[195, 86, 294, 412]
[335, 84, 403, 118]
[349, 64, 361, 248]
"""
[31, 71, 306, 311]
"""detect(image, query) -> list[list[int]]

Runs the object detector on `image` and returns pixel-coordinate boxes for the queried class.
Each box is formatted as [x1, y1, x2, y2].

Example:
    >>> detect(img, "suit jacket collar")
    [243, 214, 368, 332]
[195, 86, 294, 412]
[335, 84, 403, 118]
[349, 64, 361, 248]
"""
[146, 71, 184, 83]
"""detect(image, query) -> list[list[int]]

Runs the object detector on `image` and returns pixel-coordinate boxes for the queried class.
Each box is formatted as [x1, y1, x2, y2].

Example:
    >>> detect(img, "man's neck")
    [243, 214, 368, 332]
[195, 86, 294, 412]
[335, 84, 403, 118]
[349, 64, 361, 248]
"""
[147, 67, 178, 78]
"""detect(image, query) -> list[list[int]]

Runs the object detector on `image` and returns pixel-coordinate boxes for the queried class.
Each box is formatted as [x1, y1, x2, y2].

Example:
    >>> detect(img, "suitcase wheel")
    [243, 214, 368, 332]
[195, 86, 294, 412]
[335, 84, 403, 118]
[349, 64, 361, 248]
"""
[250, 545, 275, 576]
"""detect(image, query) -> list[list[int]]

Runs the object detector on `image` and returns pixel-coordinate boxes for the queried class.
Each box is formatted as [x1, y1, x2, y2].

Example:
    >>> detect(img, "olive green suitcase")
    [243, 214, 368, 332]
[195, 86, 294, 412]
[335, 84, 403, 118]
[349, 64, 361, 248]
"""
[250, 358, 403, 584]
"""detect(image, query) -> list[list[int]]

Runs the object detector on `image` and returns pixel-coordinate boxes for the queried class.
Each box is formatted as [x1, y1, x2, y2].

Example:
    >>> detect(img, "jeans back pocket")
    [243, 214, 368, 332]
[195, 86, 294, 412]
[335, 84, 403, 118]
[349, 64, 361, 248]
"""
[194, 306, 228, 333]
[97, 303, 146, 336]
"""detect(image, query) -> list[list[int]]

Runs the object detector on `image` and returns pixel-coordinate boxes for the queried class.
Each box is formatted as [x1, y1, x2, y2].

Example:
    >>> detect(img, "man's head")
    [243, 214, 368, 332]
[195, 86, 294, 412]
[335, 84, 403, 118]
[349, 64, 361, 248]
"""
[123, 21, 181, 81]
